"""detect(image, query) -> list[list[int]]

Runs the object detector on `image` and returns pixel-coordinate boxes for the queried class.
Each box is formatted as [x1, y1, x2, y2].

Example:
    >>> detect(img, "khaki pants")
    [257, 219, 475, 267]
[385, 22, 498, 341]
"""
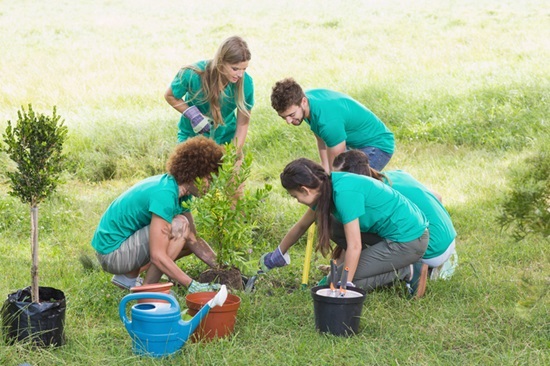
[334, 229, 429, 291]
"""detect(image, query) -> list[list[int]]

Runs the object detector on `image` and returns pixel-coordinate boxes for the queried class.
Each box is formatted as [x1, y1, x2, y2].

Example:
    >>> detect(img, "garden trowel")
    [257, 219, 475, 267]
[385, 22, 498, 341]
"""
[244, 270, 264, 293]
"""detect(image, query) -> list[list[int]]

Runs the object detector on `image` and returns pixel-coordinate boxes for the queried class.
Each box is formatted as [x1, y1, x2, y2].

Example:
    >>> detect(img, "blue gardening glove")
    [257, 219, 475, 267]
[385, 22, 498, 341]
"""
[259, 246, 290, 272]
[183, 105, 212, 134]
[188, 280, 221, 293]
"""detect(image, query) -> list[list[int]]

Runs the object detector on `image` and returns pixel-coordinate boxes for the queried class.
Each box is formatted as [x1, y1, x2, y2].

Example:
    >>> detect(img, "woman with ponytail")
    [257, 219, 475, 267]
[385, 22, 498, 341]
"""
[260, 157, 430, 299]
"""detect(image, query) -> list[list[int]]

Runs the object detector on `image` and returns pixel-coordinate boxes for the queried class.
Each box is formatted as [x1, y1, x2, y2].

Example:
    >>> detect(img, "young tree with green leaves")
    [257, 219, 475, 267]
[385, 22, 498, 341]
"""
[2, 105, 67, 303]
[188, 142, 271, 274]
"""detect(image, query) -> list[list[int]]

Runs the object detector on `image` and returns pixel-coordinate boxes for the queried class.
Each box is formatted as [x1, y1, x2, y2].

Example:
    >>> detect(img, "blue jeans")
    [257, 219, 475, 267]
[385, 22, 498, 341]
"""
[357, 146, 393, 171]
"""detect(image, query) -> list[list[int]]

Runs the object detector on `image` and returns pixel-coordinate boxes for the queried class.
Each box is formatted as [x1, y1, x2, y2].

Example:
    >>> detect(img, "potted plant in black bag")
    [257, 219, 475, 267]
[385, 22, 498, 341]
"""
[1, 105, 68, 347]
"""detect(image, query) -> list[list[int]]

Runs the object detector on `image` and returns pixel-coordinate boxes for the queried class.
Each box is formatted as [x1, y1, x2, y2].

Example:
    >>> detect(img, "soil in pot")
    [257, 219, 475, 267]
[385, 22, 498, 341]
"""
[198, 266, 243, 291]
[2, 286, 66, 347]
[185, 291, 241, 342]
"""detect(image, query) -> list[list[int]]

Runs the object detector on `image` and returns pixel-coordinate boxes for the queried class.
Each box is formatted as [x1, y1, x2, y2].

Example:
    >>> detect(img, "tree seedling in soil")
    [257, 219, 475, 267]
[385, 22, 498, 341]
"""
[185, 142, 271, 290]
[2, 104, 67, 303]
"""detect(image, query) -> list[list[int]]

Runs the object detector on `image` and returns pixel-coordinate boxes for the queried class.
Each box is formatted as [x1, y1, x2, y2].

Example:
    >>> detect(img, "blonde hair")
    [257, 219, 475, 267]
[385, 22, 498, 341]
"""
[183, 36, 251, 127]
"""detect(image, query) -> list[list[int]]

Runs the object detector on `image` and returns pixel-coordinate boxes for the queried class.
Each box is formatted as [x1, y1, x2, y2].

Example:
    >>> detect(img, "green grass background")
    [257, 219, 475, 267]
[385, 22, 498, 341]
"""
[0, 0, 548, 365]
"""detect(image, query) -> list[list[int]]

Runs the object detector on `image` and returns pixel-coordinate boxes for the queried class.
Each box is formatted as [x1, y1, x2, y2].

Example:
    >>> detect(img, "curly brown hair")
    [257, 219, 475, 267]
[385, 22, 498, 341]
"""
[270, 78, 305, 113]
[166, 136, 224, 185]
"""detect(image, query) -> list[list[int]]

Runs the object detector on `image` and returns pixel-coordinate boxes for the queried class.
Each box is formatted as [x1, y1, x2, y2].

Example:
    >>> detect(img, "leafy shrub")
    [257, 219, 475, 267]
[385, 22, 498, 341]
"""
[498, 147, 550, 240]
[186, 143, 272, 273]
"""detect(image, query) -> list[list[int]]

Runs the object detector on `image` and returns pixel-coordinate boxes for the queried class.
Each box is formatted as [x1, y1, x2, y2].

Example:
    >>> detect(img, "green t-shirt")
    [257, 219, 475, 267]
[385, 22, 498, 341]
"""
[304, 89, 394, 154]
[171, 60, 255, 144]
[91, 174, 190, 255]
[331, 172, 427, 243]
[384, 170, 457, 258]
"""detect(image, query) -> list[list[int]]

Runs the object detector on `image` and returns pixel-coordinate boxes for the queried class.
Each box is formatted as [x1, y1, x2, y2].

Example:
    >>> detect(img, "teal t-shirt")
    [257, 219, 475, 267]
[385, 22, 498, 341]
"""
[384, 170, 457, 258]
[91, 174, 190, 255]
[171, 60, 255, 144]
[304, 89, 394, 154]
[331, 172, 427, 243]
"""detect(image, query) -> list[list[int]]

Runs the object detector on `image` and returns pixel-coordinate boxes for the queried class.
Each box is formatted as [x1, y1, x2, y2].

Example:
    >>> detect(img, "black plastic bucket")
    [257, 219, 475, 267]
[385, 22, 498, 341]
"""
[311, 285, 366, 337]
[2, 286, 66, 347]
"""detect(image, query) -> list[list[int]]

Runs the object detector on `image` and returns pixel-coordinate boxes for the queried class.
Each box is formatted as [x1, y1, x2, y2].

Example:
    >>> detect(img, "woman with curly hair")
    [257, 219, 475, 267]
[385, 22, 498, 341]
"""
[165, 35, 254, 151]
[91, 136, 225, 293]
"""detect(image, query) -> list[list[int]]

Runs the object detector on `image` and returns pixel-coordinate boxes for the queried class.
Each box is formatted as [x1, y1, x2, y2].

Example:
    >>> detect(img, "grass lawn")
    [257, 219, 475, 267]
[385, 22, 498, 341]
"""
[0, 0, 548, 365]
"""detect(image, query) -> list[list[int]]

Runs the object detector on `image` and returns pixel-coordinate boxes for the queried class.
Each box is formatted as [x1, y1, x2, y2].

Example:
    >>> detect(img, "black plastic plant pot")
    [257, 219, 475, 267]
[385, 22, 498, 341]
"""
[2, 286, 66, 347]
[311, 285, 366, 337]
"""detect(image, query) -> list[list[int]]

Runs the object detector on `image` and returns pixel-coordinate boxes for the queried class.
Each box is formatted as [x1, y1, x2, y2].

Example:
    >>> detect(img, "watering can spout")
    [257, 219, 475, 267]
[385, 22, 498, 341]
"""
[181, 285, 228, 339]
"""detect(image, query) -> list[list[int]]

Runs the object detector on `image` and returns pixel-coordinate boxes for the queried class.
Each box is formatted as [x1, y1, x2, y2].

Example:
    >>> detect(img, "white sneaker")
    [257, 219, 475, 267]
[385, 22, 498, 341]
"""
[439, 251, 459, 280]
[111, 274, 143, 290]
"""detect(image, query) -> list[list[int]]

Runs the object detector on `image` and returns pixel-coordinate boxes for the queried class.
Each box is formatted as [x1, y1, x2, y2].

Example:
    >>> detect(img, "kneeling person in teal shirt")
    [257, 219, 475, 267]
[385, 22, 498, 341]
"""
[91, 136, 224, 293]
[333, 150, 458, 279]
[260, 158, 430, 299]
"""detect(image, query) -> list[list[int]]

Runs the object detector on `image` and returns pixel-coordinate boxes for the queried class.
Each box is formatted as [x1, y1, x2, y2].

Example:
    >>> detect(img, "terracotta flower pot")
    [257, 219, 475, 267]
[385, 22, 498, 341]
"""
[185, 291, 241, 342]
[130, 282, 173, 304]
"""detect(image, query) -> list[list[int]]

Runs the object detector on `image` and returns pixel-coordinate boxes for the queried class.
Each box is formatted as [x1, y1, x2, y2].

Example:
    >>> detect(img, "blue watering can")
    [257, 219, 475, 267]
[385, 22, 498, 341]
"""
[119, 285, 228, 357]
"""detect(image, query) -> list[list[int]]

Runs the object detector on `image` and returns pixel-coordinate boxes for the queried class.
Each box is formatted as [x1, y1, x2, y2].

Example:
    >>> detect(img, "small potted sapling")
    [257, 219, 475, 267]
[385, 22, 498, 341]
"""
[1, 105, 68, 347]
[186, 142, 271, 290]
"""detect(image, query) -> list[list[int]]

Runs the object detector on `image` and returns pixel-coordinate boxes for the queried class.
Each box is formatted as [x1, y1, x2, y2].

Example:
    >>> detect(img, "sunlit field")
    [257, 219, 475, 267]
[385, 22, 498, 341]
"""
[0, 1, 548, 365]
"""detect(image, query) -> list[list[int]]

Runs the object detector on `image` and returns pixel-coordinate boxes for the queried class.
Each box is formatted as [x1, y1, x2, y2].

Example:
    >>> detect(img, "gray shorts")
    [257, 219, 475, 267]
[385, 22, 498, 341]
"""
[96, 226, 150, 274]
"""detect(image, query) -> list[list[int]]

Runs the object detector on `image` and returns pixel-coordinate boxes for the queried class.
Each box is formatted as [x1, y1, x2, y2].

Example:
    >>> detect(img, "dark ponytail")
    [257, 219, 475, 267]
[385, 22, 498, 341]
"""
[280, 158, 333, 257]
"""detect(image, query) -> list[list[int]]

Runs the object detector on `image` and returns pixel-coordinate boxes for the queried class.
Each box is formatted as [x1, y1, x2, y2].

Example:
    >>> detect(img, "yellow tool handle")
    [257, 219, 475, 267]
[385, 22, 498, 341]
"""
[301, 223, 316, 288]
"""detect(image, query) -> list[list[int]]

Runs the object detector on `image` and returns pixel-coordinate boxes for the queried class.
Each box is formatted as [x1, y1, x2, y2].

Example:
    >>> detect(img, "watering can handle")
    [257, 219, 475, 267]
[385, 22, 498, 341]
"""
[119, 293, 179, 325]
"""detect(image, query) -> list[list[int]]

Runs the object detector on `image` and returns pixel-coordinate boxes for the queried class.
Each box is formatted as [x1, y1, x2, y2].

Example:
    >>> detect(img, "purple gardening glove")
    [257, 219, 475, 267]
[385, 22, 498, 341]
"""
[183, 105, 212, 134]
[259, 246, 290, 272]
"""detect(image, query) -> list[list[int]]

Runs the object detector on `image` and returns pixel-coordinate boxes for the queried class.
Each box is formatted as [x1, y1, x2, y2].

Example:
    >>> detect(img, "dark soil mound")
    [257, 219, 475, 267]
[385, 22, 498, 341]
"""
[198, 266, 243, 290]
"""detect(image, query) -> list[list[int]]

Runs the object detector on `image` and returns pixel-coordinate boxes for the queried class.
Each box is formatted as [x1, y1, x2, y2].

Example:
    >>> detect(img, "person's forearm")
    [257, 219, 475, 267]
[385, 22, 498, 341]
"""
[164, 88, 189, 114]
[233, 112, 250, 151]
[342, 220, 362, 282]
[316, 136, 330, 173]
[279, 209, 316, 253]
[150, 254, 193, 286]
[186, 238, 217, 268]
[342, 245, 361, 284]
